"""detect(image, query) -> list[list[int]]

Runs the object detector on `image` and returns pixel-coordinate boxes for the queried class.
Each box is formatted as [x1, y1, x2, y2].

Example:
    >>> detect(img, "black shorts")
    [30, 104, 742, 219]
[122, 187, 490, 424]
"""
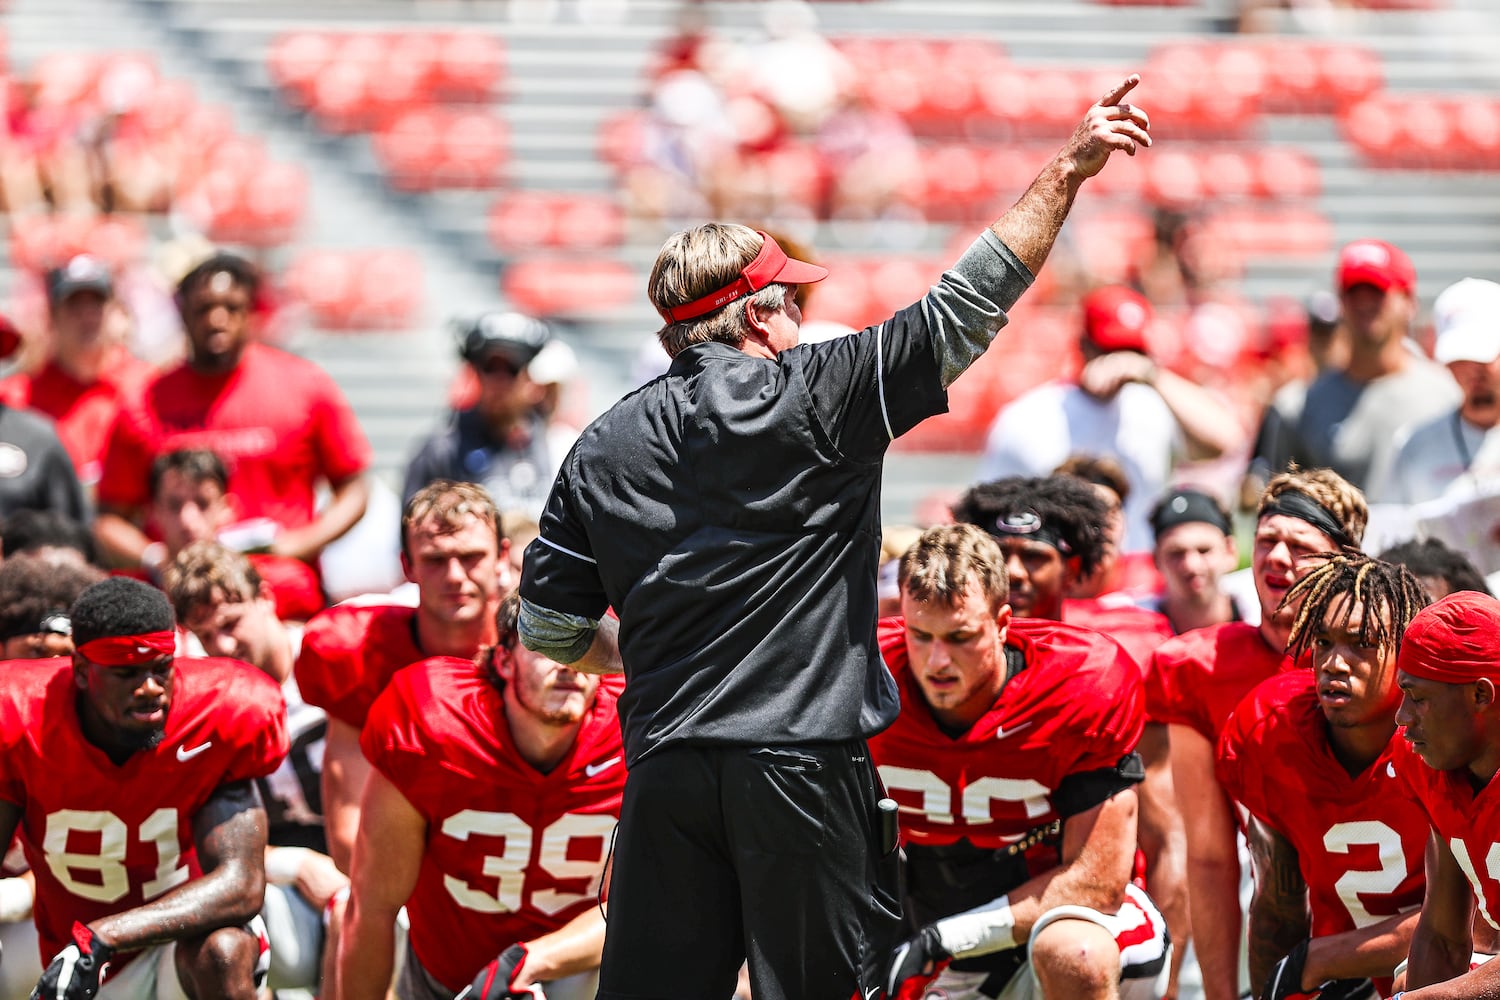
[598, 741, 901, 1000]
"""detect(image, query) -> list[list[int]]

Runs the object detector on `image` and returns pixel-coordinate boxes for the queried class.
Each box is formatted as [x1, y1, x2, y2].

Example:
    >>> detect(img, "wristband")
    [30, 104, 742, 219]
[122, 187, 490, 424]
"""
[934, 893, 1017, 958]
[265, 847, 311, 885]
[0, 876, 32, 921]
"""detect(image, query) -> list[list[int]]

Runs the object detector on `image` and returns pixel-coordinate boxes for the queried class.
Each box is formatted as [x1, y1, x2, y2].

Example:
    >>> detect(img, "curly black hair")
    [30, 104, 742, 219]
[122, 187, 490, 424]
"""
[71, 577, 175, 648]
[951, 475, 1111, 578]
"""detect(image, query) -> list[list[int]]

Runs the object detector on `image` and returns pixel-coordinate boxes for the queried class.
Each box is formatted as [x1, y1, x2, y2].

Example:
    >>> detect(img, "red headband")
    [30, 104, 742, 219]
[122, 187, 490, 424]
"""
[657, 231, 829, 324]
[1397, 591, 1500, 686]
[77, 630, 176, 666]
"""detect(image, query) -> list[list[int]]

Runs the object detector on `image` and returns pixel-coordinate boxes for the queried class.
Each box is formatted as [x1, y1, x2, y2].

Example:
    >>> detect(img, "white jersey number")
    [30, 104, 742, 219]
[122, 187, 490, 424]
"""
[43, 809, 189, 904]
[1449, 838, 1500, 931]
[440, 811, 616, 916]
[877, 766, 1052, 837]
[1323, 820, 1409, 928]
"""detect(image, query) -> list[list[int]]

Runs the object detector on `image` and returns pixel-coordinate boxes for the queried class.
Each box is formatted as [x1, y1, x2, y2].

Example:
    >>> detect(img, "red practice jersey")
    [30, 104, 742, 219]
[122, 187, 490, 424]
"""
[361, 656, 627, 991]
[1218, 671, 1426, 940]
[872, 616, 1143, 850]
[294, 602, 423, 729]
[1064, 598, 1174, 680]
[1147, 620, 1293, 738]
[1392, 737, 1500, 932]
[0, 657, 288, 966]
[97, 342, 371, 531]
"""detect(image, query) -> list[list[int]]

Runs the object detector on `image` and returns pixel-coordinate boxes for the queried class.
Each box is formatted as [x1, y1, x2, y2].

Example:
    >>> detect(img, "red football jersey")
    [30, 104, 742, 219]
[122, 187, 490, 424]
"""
[1064, 598, 1174, 679]
[0, 657, 288, 966]
[361, 656, 626, 991]
[1218, 671, 1426, 939]
[0, 355, 151, 483]
[871, 616, 1143, 851]
[294, 603, 423, 729]
[1147, 620, 1294, 739]
[97, 343, 371, 531]
[1392, 737, 1500, 931]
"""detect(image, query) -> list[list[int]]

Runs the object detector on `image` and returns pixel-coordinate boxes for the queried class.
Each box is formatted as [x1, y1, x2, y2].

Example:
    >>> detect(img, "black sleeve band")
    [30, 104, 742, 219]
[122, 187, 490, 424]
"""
[1052, 752, 1145, 819]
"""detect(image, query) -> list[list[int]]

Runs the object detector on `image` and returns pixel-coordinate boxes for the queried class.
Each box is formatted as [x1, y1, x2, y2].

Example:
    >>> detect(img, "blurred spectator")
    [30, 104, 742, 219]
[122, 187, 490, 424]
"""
[746, 1, 853, 135]
[1143, 486, 1243, 633]
[403, 312, 578, 519]
[0, 255, 152, 486]
[144, 448, 325, 621]
[0, 394, 87, 523]
[1378, 536, 1491, 600]
[814, 89, 920, 225]
[0, 507, 96, 564]
[1373, 278, 1500, 505]
[1248, 239, 1458, 492]
[95, 252, 372, 574]
[0, 550, 104, 659]
[1055, 452, 1163, 600]
[624, 68, 736, 223]
[978, 285, 1244, 553]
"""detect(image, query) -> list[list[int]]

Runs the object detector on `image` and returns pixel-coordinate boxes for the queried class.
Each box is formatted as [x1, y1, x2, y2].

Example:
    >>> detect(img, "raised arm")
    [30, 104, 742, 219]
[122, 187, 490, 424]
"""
[991, 75, 1150, 276]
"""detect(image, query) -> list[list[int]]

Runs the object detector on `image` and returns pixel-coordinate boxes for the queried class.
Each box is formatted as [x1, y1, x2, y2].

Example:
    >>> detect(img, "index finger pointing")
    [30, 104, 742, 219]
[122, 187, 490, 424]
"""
[1098, 74, 1141, 108]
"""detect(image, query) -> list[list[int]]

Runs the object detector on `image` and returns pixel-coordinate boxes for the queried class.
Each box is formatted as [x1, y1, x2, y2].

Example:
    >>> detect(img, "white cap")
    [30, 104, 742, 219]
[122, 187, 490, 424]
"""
[1434, 278, 1500, 365]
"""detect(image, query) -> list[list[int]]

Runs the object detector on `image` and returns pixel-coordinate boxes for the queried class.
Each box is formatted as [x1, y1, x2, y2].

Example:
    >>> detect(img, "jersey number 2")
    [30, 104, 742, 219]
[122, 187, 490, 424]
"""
[440, 811, 616, 917]
[1324, 819, 1409, 928]
[43, 809, 189, 904]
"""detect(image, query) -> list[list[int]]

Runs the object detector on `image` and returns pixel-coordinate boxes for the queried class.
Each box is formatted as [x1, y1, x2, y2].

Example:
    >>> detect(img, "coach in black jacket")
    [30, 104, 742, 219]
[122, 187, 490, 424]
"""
[519, 76, 1152, 1000]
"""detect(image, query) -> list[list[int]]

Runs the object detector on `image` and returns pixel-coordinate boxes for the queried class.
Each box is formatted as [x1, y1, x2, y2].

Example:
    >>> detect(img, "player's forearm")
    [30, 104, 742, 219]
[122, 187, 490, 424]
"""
[336, 898, 400, 1000]
[1247, 891, 1310, 993]
[1186, 855, 1244, 1000]
[1403, 951, 1500, 1000]
[93, 508, 153, 568]
[1149, 368, 1244, 460]
[273, 475, 370, 561]
[1303, 910, 1418, 985]
[519, 599, 622, 674]
[89, 860, 265, 952]
[518, 907, 607, 985]
[1405, 911, 1474, 991]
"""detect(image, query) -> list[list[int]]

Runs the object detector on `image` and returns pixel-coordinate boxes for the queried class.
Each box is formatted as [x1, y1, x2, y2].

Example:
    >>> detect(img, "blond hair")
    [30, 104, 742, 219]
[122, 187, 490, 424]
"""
[649, 223, 789, 357]
[1258, 468, 1368, 547]
[898, 524, 1010, 614]
[163, 540, 262, 622]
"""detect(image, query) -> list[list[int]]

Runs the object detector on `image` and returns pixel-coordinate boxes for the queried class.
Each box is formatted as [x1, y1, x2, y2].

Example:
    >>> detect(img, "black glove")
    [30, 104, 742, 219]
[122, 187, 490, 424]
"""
[886, 925, 950, 999]
[459, 943, 531, 1000]
[30, 922, 114, 1000]
[1261, 940, 1373, 1000]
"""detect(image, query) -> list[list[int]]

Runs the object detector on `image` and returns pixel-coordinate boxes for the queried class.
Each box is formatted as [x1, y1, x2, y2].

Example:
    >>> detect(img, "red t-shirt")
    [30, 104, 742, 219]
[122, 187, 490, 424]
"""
[871, 616, 1143, 851]
[1392, 737, 1500, 932]
[1064, 598, 1174, 681]
[0, 356, 152, 483]
[97, 343, 371, 531]
[294, 603, 424, 730]
[361, 656, 626, 991]
[1147, 620, 1294, 740]
[1218, 672, 1426, 945]
[0, 657, 288, 966]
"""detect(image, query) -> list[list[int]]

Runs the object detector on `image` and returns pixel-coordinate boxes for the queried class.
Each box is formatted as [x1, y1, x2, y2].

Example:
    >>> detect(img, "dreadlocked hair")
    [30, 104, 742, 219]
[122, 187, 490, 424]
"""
[1283, 552, 1430, 662]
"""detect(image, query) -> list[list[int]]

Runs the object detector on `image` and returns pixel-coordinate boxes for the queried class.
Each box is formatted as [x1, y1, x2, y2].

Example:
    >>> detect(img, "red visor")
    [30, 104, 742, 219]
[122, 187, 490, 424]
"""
[658, 231, 829, 324]
[77, 630, 176, 666]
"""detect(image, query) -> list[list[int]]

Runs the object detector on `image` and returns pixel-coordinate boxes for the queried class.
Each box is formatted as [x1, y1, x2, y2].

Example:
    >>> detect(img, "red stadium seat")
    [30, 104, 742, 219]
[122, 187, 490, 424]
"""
[501, 257, 636, 317]
[1453, 97, 1500, 169]
[437, 110, 508, 188]
[374, 108, 446, 191]
[268, 32, 337, 108]
[433, 32, 505, 102]
[1254, 147, 1321, 201]
[1144, 149, 1204, 208]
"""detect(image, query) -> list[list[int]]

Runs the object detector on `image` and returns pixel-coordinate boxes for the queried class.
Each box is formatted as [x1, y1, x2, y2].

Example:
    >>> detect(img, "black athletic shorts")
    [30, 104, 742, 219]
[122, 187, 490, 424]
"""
[597, 740, 901, 1000]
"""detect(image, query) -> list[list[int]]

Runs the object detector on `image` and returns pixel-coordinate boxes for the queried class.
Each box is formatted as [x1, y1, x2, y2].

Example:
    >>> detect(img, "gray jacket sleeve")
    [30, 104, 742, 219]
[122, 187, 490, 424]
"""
[924, 230, 1035, 388]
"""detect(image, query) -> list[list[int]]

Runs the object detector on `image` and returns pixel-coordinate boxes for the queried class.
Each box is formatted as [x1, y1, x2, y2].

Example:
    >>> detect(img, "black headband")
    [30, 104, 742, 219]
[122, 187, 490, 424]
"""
[1259, 490, 1354, 548]
[992, 511, 1073, 554]
[1152, 489, 1232, 538]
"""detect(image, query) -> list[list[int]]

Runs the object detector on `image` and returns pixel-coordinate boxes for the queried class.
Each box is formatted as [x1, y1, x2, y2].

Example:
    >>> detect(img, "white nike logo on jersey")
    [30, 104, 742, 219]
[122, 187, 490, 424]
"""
[176, 741, 212, 762]
[585, 755, 622, 778]
[1388, 762, 1397, 778]
[995, 721, 1033, 740]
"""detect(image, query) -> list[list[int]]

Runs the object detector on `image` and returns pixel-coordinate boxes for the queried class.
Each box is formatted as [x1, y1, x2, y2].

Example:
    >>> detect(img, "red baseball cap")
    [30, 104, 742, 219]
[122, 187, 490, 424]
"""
[656, 231, 828, 324]
[1081, 285, 1152, 354]
[1337, 239, 1415, 295]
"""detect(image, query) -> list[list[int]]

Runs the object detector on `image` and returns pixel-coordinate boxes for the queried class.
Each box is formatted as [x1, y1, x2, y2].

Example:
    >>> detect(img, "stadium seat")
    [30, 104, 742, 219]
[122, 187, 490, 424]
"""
[501, 257, 636, 317]
[432, 32, 505, 102]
